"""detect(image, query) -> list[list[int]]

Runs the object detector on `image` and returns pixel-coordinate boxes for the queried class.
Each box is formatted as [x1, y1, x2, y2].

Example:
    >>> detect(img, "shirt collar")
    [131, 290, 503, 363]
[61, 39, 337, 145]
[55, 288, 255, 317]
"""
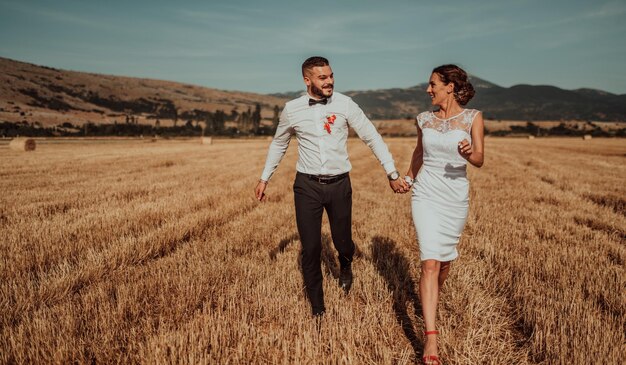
[306, 92, 333, 105]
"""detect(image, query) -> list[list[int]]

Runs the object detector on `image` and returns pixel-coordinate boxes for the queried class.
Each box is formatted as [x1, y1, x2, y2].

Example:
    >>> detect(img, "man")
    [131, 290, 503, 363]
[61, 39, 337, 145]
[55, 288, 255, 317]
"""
[255, 56, 408, 317]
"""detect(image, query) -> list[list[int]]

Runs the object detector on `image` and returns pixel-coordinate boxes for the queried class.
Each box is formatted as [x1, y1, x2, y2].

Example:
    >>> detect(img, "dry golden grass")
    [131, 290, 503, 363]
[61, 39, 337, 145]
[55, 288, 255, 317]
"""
[1, 137, 624, 364]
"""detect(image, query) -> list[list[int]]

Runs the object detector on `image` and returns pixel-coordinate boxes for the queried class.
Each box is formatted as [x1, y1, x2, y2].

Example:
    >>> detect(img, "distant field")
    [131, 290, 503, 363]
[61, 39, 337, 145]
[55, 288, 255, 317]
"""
[1, 138, 624, 364]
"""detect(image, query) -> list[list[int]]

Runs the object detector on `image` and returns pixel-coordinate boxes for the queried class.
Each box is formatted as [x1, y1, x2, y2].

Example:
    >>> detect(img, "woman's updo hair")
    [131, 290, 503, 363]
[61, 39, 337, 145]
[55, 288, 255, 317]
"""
[432, 64, 475, 105]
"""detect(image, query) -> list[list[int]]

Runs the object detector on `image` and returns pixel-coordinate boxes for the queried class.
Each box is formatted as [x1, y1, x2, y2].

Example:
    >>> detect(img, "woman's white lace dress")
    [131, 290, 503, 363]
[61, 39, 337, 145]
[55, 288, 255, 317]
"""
[411, 109, 479, 261]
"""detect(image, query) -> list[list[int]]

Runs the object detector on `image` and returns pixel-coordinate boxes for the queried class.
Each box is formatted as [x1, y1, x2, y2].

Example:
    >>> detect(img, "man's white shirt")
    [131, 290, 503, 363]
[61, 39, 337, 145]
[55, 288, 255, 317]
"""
[260, 92, 396, 181]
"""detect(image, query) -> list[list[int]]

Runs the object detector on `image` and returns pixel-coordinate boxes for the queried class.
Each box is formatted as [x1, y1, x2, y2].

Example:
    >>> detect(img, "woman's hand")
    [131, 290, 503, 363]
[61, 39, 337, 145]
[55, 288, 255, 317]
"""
[457, 139, 472, 159]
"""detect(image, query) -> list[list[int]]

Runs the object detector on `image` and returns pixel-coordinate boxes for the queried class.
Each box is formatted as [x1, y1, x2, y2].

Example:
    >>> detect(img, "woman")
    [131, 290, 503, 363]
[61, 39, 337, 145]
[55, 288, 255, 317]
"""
[404, 64, 484, 365]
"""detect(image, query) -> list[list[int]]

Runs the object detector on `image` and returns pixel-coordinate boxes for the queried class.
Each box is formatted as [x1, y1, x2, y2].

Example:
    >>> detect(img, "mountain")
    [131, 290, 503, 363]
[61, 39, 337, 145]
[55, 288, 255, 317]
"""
[0, 57, 287, 126]
[468, 82, 626, 121]
[1, 57, 624, 127]
[276, 75, 626, 121]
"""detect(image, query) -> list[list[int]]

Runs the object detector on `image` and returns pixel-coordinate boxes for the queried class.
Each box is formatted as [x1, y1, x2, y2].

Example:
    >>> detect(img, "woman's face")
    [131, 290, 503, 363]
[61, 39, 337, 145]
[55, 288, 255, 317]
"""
[426, 73, 453, 106]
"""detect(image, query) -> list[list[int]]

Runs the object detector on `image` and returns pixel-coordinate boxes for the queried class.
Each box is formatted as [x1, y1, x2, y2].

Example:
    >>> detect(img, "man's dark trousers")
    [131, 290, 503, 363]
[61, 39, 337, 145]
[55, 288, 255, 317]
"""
[293, 172, 355, 315]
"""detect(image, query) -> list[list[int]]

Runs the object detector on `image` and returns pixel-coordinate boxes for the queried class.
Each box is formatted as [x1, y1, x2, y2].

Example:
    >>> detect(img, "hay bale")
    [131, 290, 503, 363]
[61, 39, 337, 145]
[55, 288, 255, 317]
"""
[9, 138, 36, 151]
[583, 134, 592, 140]
[527, 135, 535, 140]
[201, 137, 212, 145]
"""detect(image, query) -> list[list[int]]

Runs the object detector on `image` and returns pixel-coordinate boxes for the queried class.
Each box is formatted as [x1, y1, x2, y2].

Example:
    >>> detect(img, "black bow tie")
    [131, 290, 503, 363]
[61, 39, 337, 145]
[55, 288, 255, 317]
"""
[308, 98, 328, 106]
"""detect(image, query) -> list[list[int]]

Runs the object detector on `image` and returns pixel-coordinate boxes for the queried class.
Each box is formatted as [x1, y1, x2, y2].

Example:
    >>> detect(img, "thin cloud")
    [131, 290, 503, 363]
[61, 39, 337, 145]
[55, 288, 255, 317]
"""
[587, 1, 626, 18]
[177, 9, 249, 24]
[1, 1, 116, 32]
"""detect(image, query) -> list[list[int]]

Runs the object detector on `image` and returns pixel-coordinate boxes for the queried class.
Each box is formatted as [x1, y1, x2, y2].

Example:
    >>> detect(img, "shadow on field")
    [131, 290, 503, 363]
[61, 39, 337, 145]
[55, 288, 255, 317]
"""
[269, 232, 299, 260]
[371, 236, 423, 357]
[269, 231, 361, 280]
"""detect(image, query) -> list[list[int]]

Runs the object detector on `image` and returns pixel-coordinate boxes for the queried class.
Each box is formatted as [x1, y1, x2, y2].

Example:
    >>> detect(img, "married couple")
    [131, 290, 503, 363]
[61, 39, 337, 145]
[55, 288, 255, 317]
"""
[255, 56, 484, 365]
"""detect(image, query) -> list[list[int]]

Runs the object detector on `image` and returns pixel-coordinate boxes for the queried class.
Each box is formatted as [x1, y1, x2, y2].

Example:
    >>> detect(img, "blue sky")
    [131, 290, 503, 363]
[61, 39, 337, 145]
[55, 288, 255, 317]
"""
[1, 0, 625, 94]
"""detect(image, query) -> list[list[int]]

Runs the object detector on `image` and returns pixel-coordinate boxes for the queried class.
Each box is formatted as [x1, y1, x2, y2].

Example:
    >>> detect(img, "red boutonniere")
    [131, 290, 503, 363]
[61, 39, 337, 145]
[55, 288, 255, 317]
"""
[324, 114, 336, 134]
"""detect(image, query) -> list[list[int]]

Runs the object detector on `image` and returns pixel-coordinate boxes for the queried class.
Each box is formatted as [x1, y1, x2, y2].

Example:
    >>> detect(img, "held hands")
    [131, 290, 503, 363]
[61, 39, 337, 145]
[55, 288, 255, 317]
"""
[458, 139, 472, 159]
[389, 178, 410, 194]
[255, 180, 268, 202]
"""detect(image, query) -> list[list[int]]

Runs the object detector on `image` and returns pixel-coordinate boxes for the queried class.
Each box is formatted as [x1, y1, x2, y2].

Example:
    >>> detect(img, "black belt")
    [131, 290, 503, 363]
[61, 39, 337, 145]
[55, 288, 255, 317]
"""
[300, 172, 349, 184]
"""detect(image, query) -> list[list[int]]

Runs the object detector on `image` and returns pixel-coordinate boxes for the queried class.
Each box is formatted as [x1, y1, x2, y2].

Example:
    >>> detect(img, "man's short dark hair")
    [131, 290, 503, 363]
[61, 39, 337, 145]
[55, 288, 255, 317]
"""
[302, 56, 329, 77]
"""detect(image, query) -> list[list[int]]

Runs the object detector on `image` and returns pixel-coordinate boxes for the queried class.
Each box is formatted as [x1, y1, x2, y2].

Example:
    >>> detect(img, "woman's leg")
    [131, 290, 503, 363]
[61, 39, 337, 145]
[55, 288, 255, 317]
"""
[438, 261, 451, 289]
[420, 259, 441, 357]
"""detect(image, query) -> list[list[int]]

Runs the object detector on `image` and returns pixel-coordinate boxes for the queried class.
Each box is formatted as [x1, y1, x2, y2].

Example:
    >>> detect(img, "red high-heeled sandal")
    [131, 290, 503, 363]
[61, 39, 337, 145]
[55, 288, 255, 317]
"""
[422, 330, 440, 365]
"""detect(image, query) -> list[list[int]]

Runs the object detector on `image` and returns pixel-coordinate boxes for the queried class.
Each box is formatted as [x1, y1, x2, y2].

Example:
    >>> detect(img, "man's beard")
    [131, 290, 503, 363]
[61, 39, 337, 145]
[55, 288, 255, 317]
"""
[310, 84, 333, 99]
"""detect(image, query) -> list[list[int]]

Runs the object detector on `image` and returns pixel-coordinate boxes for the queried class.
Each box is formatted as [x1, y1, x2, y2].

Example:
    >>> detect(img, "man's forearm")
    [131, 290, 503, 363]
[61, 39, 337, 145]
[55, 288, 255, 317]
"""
[260, 141, 289, 181]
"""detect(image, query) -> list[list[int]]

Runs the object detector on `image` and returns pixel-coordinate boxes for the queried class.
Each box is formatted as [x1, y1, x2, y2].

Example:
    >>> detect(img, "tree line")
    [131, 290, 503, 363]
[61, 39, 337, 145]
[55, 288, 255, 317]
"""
[4, 103, 623, 138]
[0, 103, 282, 138]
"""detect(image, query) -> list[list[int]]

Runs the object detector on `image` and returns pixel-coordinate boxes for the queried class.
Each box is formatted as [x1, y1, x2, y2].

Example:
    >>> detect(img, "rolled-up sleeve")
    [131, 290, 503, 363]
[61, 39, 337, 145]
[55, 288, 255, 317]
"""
[260, 107, 294, 181]
[346, 99, 396, 174]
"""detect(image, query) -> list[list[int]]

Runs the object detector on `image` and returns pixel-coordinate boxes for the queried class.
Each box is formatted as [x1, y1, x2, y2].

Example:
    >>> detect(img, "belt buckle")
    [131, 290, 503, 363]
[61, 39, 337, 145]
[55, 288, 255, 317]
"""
[315, 175, 331, 184]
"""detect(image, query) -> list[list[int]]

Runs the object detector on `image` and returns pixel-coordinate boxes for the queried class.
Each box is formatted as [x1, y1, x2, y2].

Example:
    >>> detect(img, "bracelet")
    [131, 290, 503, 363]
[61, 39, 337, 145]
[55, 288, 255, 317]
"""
[258, 179, 268, 185]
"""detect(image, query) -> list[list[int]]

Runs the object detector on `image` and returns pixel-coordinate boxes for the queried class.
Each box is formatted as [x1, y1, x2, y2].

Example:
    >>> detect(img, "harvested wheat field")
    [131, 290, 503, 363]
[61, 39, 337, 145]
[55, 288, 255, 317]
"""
[1, 137, 624, 364]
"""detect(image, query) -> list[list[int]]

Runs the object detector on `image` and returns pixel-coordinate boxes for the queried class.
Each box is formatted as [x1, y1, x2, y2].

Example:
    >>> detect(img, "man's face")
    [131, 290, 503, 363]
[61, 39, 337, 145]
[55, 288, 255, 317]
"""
[304, 65, 334, 99]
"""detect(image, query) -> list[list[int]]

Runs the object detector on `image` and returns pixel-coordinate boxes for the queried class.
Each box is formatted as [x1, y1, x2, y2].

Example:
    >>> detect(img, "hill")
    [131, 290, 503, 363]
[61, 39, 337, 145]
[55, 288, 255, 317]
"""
[2, 56, 625, 130]
[0, 57, 287, 127]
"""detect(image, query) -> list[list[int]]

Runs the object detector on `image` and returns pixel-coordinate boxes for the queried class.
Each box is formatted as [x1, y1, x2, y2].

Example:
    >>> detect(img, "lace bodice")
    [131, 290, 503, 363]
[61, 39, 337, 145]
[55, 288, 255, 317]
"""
[417, 109, 479, 168]
[419, 109, 478, 134]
